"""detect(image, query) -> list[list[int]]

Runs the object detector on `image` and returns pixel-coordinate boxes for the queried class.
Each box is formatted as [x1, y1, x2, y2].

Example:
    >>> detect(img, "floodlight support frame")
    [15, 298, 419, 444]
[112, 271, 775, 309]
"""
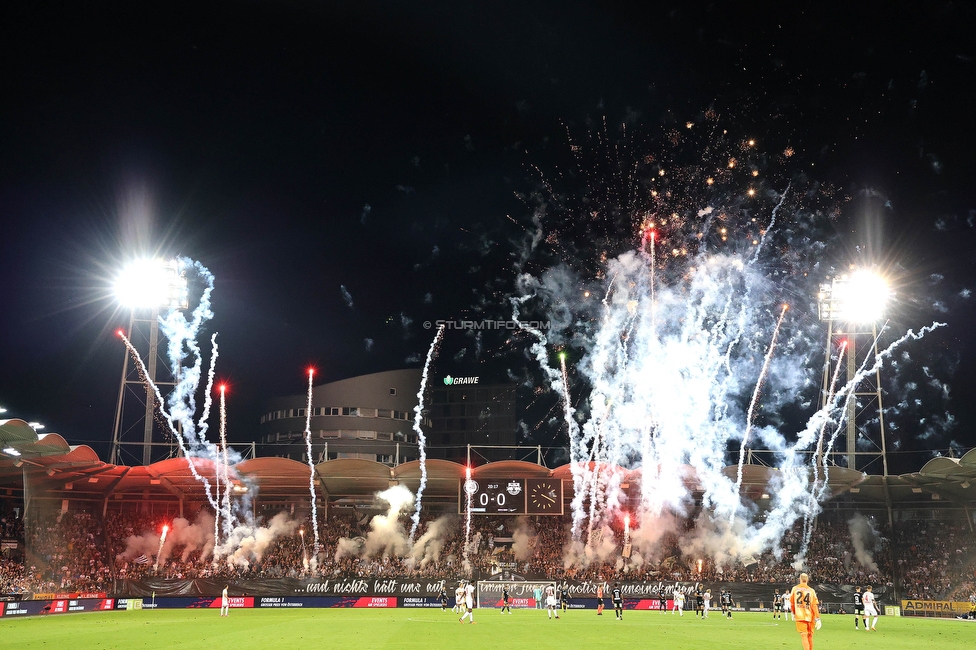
[109, 307, 180, 466]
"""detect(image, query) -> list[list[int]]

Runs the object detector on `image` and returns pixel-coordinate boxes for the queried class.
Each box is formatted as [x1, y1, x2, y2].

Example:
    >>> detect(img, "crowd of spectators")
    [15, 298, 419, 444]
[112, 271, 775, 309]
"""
[894, 520, 974, 600]
[1, 504, 974, 599]
[1, 513, 24, 539]
[2, 510, 113, 594]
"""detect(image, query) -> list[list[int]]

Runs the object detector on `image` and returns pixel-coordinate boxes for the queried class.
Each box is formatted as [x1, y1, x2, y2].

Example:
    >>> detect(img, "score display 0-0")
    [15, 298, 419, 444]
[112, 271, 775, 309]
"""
[460, 478, 563, 515]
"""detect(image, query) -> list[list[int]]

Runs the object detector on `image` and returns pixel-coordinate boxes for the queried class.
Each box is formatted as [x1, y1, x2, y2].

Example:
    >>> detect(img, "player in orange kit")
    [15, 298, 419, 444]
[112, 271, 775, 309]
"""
[790, 573, 821, 650]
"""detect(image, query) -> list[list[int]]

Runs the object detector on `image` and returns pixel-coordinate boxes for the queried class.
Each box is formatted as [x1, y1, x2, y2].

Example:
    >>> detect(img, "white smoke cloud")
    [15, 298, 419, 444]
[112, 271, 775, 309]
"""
[216, 511, 299, 568]
[118, 511, 216, 565]
[340, 285, 354, 308]
[563, 523, 618, 569]
[407, 515, 455, 569]
[336, 485, 414, 561]
[847, 513, 880, 572]
[511, 517, 537, 562]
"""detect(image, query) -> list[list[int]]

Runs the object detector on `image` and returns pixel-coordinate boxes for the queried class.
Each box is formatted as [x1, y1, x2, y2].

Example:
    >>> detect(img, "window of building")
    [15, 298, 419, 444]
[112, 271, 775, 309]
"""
[358, 431, 377, 440]
[341, 407, 359, 416]
[377, 454, 393, 464]
[389, 388, 397, 396]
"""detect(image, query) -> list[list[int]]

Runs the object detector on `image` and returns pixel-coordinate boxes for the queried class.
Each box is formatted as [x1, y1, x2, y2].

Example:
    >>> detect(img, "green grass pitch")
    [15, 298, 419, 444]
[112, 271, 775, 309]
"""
[2, 608, 971, 650]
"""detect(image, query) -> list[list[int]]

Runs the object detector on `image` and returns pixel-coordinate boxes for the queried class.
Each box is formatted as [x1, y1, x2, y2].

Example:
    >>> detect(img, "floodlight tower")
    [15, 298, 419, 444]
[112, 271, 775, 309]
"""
[817, 269, 892, 475]
[110, 258, 188, 466]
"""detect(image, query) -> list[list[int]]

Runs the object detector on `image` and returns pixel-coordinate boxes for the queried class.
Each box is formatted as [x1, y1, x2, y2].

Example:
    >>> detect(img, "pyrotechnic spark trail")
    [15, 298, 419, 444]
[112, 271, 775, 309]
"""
[559, 350, 587, 540]
[198, 333, 219, 438]
[302, 369, 321, 559]
[219, 384, 232, 539]
[463, 465, 473, 569]
[154, 524, 169, 571]
[799, 339, 847, 552]
[734, 303, 790, 503]
[516, 158, 945, 570]
[117, 257, 308, 568]
[118, 331, 221, 514]
[411, 324, 445, 542]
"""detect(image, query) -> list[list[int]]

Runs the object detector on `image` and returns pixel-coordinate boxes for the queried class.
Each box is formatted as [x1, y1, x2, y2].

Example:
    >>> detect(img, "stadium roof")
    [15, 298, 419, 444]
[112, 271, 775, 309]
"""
[1, 441, 974, 509]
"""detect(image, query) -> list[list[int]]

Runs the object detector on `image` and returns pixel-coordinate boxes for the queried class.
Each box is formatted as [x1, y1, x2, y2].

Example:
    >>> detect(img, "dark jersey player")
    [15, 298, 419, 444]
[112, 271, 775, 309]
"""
[772, 589, 783, 620]
[612, 583, 624, 620]
[721, 589, 733, 618]
[501, 585, 512, 614]
[852, 587, 864, 628]
[695, 584, 704, 617]
[560, 585, 570, 613]
[439, 587, 449, 612]
[658, 591, 667, 614]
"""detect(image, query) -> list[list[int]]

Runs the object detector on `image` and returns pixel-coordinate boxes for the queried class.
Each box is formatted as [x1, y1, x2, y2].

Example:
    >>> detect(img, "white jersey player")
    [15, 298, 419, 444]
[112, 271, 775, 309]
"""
[545, 583, 559, 619]
[220, 585, 229, 617]
[862, 586, 879, 631]
[459, 582, 476, 624]
[672, 590, 685, 616]
[454, 582, 465, 614]
[703, 590, 711, 618]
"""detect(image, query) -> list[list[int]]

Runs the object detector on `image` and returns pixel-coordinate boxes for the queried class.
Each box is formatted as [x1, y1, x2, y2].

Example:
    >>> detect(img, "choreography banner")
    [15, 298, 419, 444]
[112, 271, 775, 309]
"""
[114, 578, 882, 604]
[476, 580, 883, 604]
[117, 577, 450, 598]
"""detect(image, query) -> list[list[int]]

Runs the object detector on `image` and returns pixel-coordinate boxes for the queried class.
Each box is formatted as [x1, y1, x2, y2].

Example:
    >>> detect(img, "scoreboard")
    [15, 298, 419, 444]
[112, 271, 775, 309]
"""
[459, 478, 563, 515]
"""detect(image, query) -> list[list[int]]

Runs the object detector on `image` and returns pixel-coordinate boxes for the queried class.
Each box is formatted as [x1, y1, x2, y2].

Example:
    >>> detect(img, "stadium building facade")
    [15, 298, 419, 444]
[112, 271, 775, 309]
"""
[258, 369, 426, 466]
[258, 369, 519, 465]
[427, 373, 517, 462]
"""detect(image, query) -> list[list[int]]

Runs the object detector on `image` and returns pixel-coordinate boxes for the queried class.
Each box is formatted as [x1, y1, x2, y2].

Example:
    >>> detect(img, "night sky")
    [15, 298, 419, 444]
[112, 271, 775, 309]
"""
[2, 1, 975, 470]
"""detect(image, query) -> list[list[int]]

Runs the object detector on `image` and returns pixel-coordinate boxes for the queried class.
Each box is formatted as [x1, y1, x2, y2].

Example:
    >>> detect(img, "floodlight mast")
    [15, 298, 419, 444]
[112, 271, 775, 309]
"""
[110, 259, 188, 466]
[817, 270, 891, 477]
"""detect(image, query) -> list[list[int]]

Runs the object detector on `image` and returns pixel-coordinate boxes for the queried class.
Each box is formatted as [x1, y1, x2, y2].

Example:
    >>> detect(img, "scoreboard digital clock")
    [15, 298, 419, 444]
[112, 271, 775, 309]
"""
[459, 478, 563, 515]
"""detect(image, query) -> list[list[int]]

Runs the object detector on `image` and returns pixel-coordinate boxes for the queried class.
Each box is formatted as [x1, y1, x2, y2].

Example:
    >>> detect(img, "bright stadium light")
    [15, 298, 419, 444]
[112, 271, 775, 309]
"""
[28, 422, 44, 430]
[112, 257, 189, 465]
[818, 269, 891, 324]
[114, 258, 188, 310]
